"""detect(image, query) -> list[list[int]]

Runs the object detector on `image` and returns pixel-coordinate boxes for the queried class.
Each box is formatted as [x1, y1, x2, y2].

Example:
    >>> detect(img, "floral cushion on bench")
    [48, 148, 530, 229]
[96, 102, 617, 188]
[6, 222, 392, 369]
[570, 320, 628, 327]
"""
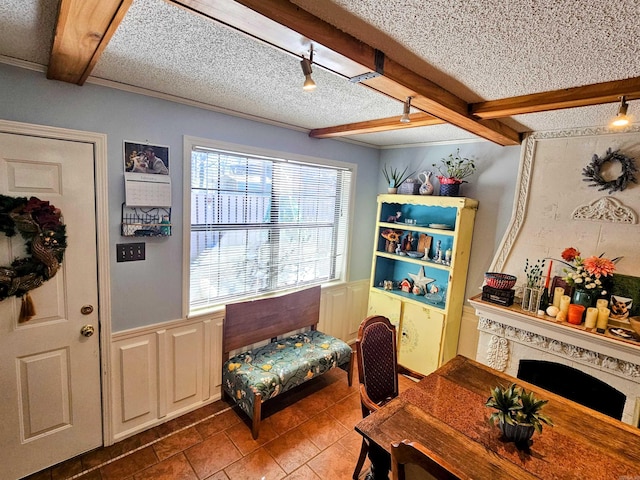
[223, 330, 352, 419]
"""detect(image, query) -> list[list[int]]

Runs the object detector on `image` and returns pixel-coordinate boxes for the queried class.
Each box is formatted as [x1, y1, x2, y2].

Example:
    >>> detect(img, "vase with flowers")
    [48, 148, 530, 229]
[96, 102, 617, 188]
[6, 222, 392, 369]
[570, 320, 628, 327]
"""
[432, 149, 476, 196]
[521, 258, 546, 312]
[557, 247, 620, 308]
[381, 228, 402, 253]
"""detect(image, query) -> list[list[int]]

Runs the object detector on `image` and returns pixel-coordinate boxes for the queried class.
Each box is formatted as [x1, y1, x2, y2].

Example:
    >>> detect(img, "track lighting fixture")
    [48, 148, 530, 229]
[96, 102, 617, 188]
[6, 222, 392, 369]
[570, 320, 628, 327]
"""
[611, 95, 630, 127]
[300, 44, 316, 91]
[400, 97, 412, 123]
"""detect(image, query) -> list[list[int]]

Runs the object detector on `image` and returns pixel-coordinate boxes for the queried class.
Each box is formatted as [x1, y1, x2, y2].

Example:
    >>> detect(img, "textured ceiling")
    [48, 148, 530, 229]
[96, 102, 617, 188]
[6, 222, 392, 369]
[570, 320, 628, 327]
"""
[0, 0, 638, 147]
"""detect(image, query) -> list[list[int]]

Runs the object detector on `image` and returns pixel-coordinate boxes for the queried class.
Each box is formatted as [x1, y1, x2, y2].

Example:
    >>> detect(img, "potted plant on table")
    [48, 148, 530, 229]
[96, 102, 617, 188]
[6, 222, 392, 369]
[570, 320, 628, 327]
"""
[432, 149, 476, 196]
[382, 165, 415, 193]
[486, 383, 553, 448]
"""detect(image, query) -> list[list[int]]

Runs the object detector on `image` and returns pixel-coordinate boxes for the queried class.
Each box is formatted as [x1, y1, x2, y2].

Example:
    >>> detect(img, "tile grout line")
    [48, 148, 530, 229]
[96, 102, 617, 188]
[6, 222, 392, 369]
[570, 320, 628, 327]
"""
[66, 405, 234, 480]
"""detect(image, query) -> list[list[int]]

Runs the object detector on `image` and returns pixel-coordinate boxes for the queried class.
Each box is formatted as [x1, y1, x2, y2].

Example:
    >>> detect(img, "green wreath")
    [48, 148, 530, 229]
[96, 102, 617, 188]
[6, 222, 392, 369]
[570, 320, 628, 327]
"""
[582, 148, 637, 194]
[0, 195, 66, 319]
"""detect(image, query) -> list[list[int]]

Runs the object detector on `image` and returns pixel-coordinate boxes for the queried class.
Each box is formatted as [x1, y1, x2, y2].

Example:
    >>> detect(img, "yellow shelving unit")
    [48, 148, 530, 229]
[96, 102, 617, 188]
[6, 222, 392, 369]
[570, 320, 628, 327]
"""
[367, 194, 478, 375]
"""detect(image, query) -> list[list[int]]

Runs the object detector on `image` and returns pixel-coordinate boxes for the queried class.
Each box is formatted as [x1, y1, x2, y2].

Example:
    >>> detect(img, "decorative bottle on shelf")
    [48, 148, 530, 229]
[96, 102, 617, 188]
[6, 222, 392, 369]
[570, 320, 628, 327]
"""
[538, 287, 550, 313]
[538, 260, 552, 313]
[160, 215, 171, 236]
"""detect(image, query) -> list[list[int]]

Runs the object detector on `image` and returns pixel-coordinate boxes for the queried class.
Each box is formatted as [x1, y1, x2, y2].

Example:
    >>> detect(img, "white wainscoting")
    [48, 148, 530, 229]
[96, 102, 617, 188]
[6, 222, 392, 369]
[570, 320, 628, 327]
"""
[109, 280, 369, 442]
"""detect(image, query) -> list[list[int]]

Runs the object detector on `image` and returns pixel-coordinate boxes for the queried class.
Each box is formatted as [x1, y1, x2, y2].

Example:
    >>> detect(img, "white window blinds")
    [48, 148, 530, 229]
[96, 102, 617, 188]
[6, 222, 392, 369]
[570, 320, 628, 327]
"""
[189, 146, 352, 312]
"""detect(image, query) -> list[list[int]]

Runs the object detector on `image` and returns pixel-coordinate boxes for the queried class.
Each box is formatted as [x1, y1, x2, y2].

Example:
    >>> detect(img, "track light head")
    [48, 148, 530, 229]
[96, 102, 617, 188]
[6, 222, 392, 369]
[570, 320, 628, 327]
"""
[400, 96, 412, 123]
[611, 95, 630, 127]
[300, 44, 316, 91]
[300, 57, 316, 91]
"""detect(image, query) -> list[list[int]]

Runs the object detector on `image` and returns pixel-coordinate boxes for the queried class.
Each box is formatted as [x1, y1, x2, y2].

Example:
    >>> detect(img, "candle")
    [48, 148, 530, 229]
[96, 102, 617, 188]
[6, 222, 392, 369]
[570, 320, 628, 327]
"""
[596, 307, 610, 333]
[585, 307, 598, 328]
[596, 299, 609, 309]
[559, 295, 571, 316]
[552, 287, 565, 308]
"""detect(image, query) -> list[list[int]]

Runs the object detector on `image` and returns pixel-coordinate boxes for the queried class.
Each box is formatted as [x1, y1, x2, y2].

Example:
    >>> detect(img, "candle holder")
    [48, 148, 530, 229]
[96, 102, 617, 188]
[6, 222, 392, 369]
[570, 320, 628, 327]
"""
[521, 285, 544, 313]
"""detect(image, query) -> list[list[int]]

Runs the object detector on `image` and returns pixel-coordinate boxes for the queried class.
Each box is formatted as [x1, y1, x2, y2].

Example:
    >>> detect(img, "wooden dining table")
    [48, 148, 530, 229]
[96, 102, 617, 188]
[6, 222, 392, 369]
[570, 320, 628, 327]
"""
[355, 355, 640, 479]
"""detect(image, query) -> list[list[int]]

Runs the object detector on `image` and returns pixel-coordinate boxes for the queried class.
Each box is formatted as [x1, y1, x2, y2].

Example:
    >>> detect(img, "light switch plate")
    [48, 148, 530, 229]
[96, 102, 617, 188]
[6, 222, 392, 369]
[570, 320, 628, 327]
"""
[116, 243, 145, 262]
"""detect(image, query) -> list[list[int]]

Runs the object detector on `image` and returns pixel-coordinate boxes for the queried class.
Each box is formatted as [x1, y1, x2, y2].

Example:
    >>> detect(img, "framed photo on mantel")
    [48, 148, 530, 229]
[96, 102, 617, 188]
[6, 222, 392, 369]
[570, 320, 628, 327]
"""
[610, 274, 640, 318]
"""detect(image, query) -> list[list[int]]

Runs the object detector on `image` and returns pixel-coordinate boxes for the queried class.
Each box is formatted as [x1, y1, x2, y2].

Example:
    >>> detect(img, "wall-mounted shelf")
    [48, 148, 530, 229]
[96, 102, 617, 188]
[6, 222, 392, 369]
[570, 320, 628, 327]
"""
[121, 203, 172, 237]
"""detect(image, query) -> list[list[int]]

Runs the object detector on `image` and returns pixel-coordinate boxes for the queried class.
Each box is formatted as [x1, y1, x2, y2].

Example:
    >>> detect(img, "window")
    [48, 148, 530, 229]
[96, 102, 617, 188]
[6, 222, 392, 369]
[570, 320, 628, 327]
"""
[187, 141, 353, 313]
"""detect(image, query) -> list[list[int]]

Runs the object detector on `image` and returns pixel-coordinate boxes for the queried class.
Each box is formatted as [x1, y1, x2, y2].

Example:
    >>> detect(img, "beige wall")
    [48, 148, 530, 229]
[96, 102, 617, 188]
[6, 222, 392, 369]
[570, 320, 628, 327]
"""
[494, 126, 640, 282]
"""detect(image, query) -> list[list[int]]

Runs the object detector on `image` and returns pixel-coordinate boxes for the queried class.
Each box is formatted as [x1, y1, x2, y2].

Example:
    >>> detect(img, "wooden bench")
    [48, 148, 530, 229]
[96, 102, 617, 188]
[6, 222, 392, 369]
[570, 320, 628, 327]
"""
[221, 286, 353, 439]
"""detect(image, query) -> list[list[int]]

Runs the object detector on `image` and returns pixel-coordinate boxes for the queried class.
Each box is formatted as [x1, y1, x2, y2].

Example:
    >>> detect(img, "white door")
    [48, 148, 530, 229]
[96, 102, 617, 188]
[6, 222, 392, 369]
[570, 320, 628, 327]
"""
[0, 133, 102, 479]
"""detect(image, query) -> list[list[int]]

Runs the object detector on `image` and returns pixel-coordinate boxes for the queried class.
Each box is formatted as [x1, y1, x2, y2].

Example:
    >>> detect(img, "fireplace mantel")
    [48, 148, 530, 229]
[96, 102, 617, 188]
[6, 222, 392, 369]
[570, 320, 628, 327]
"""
[469, 295, 640, 425]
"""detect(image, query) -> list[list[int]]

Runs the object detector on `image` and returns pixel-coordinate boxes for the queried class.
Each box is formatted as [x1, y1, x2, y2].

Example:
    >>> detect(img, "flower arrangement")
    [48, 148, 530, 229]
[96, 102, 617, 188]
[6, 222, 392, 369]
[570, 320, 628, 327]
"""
[381, 228, 402, 253]
[381, 229, 402, 243]
[432, 148, 476, 185]
[558, 247, 618, 293]
[382, 165, 415, 188]
[524, 258, 546, 287]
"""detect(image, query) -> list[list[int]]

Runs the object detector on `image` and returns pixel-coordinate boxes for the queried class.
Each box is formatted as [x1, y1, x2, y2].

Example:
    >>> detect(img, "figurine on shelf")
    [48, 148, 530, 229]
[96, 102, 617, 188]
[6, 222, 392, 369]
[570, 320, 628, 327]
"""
[425, 283, 445, 304]
[402, 232, 416, 252]
[387, 211, 402, 223]
[412, 285, 423, 295]
[400, 279, 413, 293]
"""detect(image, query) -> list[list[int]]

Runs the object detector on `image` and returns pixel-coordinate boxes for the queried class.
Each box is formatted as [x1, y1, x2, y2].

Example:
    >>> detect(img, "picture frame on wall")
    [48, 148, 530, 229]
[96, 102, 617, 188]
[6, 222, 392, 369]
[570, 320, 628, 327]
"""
[124, 141, 170, 175]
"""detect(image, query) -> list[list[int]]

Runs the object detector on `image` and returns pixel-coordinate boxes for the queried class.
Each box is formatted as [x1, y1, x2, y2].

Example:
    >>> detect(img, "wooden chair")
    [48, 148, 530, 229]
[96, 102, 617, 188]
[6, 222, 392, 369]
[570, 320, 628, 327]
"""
[352, 315, 424, 479]
[391, 439, 462, 480]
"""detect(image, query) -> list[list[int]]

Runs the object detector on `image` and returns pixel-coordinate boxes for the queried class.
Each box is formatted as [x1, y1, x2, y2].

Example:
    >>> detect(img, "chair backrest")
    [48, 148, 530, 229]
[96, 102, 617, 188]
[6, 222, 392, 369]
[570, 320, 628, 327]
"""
[356, 315, 399, 408]
[391, 439, 462, 480]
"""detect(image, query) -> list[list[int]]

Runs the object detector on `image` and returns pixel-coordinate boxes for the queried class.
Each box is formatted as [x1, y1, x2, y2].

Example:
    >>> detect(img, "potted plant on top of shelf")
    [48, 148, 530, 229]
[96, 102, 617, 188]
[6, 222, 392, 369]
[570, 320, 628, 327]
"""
[432, 149, 476, 196]
[382, 164, 415, 193]
[486, 383, 553, 449]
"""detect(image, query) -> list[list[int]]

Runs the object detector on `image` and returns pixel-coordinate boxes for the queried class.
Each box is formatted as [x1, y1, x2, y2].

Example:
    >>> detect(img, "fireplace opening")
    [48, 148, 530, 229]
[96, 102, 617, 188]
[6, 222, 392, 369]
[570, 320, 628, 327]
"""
[517, 360, 625, 420]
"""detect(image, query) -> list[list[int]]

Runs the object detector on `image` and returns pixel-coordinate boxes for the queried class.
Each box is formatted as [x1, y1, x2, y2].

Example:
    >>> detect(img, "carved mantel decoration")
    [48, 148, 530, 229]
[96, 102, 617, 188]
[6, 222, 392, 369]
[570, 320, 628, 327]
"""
[571, 196, 638, 224]
[478, 317, 640, 380]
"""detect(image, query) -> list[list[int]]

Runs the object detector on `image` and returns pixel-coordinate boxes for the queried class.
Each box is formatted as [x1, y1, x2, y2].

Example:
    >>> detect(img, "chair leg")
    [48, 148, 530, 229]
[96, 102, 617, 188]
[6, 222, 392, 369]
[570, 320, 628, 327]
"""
[347, 354, 354, 387]
[251, 395, 262, 440]
[352, 438, 369, 479]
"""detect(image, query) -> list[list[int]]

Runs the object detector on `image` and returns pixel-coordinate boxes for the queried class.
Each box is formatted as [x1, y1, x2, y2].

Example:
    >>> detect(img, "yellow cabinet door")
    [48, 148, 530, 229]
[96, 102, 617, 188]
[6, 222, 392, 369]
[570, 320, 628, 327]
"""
[367, 290, 402, 344]
[398, 303, 445, 376]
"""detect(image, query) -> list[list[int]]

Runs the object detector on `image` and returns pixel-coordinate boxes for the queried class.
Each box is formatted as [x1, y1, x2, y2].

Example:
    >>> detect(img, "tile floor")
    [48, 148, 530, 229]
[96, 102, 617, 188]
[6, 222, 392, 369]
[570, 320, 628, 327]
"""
[24, 362, 416, 480]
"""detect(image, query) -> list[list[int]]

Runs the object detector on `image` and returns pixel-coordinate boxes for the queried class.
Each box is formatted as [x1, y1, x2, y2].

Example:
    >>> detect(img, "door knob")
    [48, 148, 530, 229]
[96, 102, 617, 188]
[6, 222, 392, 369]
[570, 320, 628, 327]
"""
[80, 325, 95, 337]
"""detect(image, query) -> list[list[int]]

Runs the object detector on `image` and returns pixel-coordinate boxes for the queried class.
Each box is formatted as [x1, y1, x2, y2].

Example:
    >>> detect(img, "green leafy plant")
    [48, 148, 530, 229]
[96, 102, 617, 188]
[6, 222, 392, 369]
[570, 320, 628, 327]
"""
[486, 383, 553, 434]
[382, 164, 415, 188]
[432, 149, 476, 182]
